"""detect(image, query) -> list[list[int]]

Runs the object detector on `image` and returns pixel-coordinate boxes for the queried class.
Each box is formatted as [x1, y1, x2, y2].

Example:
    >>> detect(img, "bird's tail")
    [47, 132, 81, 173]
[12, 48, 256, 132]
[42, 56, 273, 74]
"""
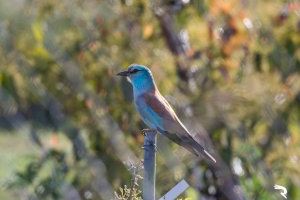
[202, 149, 217, 163]
[193, 144, 216, 163]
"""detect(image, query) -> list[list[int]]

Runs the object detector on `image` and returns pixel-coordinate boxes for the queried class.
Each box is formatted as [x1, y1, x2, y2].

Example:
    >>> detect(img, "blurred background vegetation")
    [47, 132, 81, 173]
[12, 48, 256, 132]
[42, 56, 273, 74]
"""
[0, 0, 299, 199]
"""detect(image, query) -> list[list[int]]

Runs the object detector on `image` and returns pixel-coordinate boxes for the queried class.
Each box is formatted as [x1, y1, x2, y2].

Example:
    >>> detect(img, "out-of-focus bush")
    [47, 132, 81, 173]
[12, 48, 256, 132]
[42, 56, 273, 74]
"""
[0, 0, 299, 199]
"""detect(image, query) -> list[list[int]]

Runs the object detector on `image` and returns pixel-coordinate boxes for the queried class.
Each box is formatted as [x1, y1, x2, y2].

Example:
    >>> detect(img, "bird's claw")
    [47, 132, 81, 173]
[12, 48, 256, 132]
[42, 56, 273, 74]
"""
[141, 129, 147, 136]
[141, 129, 156, 136]
[140, 129, 158, 151]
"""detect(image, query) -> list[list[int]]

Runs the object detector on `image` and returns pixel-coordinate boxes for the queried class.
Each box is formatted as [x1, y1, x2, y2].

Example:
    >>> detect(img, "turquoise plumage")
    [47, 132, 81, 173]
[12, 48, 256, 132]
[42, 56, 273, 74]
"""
[118, 64, 216, 163]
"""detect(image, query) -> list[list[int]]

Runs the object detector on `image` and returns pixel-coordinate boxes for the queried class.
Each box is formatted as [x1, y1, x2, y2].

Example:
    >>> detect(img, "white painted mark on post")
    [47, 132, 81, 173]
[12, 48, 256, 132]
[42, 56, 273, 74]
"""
[159, 179, 190, 200]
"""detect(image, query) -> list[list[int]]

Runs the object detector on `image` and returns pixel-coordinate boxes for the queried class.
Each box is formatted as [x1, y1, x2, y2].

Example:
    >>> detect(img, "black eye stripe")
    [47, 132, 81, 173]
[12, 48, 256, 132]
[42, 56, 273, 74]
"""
[130, 69, 140, 74]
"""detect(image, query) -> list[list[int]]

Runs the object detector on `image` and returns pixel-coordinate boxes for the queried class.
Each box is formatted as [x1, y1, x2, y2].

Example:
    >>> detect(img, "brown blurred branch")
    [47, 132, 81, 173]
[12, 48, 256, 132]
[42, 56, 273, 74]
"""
[153, 3, 246, 199]
[154, 7, 191, 82]
[188, 121, 246, 200]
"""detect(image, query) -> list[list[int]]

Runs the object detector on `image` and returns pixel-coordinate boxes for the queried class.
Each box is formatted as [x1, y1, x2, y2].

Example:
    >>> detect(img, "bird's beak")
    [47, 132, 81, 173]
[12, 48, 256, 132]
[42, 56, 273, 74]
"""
[117, 70, 130, 77]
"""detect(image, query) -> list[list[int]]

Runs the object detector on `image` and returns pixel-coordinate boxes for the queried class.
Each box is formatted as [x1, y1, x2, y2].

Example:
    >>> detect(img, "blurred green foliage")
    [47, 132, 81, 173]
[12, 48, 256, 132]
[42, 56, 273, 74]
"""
[0, 0, 299, 199]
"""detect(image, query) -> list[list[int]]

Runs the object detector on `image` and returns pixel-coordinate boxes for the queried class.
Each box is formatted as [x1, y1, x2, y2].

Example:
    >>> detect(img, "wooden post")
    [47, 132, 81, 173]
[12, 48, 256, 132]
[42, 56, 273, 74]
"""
[142, 130, 157, 200]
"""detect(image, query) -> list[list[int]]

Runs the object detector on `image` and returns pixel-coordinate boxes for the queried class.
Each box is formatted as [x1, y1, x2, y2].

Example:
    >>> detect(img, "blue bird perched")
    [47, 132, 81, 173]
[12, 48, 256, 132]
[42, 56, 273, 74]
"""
[117, 64, 216, 163]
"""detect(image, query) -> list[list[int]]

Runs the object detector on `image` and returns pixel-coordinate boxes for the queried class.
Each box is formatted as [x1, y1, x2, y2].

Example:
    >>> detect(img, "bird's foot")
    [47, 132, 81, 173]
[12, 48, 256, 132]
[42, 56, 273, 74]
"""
[140, 129, 158, 152]
[141, 128, 157, 136]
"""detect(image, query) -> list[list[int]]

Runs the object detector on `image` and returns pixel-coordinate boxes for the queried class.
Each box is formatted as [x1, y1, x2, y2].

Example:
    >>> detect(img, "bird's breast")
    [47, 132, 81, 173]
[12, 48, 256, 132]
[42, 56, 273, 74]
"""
[134, 94, 163, 130]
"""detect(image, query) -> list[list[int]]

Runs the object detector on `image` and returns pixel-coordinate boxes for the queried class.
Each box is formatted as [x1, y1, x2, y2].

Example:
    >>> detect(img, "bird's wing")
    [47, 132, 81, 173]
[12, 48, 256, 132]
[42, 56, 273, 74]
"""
[136, 92, 216, 163]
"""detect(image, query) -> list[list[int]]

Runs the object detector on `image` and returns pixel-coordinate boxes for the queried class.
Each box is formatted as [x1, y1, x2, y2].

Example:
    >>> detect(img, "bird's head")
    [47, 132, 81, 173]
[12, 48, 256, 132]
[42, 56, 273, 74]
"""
[117, 64, 156, 93]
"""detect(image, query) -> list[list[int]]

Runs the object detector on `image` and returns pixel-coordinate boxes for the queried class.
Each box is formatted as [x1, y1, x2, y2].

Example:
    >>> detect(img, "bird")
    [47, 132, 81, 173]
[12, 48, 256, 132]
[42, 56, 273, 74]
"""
[117, 64, 216, 163]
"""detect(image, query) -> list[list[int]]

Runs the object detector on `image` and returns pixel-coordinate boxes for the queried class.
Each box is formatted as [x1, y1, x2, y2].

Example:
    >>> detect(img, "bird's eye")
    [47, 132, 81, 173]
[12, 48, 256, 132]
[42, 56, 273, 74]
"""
[130, 69, 139, 74]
